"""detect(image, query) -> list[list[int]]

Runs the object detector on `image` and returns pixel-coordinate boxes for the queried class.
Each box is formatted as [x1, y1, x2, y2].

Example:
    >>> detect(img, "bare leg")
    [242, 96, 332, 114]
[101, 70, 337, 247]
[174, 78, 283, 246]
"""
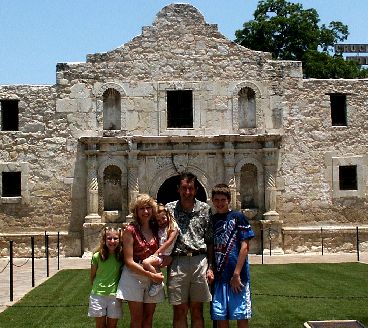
[128, 301, 144, 328]
[106, 317, 119, 328]
[95, 316, 107, 328]
[173, 303, 189, 328]
[190, 302, 204, 328]
[142, 303, 157, 328]
[217, 320, 229, 328]
[237, 319, 249, 328]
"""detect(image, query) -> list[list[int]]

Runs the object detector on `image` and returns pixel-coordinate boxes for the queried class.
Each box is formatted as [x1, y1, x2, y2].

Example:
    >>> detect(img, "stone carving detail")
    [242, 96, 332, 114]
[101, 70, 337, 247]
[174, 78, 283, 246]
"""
[264, 166, 277, 212]
[86, 153, 101, 220]
[172, 154, 189, 173]
[265, 168, 276, 188]
[156, 157, 172, 171]
[88, 176, 98, 191]
[128, 170, 139, 194]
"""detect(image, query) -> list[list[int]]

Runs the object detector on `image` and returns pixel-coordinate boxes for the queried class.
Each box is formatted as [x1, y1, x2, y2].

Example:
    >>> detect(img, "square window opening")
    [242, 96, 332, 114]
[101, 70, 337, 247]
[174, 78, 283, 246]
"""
[339, 165, 357, 190]
[1, 100, 19, 131]
[2, 172, 21, 197]
[167, 90, 193, 128]
[329, 94, 347, 126]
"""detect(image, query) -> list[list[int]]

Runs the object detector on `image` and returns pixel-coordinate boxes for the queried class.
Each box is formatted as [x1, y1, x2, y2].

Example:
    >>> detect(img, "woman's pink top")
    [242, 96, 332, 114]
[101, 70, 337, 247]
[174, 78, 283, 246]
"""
[126, 222, 159, 263]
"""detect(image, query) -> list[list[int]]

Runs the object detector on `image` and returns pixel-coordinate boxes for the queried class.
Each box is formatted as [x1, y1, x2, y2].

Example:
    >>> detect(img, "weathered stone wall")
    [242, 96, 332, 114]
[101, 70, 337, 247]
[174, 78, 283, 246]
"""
[278, 79, 368, 227]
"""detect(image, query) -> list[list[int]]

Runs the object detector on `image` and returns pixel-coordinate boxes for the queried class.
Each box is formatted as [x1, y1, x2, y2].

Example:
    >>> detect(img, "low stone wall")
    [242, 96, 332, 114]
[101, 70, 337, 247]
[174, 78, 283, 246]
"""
[0, 231, 82, 257]
[282, 226, 368, 254]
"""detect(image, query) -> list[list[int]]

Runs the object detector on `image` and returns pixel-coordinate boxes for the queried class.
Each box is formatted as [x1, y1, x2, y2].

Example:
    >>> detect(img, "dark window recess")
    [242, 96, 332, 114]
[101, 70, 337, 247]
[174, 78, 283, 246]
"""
[2, 172, 21, 197]
[167, 90, 193, 128]
[339, 165, 357, 190]
[1, 100, 19, 131]
[330, 94, 347, 126]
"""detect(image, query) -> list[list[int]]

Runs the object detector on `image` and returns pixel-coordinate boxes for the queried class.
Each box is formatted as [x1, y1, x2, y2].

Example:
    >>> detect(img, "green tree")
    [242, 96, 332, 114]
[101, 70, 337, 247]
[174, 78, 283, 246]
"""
[235, 0, 368, 78]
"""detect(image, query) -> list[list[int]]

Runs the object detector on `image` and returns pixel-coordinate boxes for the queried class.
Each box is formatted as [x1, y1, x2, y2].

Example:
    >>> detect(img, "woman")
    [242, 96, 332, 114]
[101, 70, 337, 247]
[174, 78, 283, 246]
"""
[116, 194, 164, 328]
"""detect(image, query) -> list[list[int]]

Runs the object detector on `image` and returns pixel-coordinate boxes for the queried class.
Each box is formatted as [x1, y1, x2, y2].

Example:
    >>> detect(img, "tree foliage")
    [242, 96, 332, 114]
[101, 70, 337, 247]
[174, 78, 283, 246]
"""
[235, 0, 368, 78]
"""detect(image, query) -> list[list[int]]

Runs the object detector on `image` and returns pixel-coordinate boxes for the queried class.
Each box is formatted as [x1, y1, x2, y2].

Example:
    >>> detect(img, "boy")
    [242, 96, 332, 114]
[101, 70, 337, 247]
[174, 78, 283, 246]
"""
[211, 183, 255, 328]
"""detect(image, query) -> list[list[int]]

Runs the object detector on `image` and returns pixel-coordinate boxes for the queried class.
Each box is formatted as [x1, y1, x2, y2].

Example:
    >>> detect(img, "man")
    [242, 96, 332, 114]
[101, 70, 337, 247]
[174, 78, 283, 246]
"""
[166, 172, 214, 328]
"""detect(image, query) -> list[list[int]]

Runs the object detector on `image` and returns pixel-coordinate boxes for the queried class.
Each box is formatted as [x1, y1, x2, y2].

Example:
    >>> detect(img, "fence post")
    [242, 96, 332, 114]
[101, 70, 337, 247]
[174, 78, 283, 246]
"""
[261, 228, 264, 264]
[321, 227, 324, 256]
[57, 232, 60, 271]
[9, 240, 13, 302]
[45, 233, 49, 277]
[268, 227, 272, 256]
[356, 226, 360, 262]
[31, 236, 35, 287]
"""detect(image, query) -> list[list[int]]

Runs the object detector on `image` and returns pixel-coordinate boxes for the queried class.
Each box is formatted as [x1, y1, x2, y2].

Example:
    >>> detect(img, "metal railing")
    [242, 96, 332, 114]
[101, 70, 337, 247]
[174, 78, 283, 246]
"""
[260, 226, 366, 264]
[0, 232, 61, 302]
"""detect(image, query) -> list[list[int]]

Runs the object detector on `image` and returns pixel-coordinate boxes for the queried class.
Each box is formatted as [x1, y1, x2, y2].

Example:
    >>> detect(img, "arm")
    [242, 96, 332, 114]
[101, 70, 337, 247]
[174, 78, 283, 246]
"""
[155, 228, 179, 255]
[230, 240, 249, 293]
[122, 229, 164, 283]
[90, 263, 97, 285]
[206, 243, 214, 284]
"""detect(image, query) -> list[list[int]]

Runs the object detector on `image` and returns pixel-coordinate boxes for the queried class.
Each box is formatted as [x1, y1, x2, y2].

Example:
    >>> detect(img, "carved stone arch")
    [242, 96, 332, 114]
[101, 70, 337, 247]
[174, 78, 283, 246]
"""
[232, 81, 264, 132]
[95, 82, 127, 131]
[149, 166, 178, 198]
[96, 82, 126, 98]
[232, 81, 262, 99]
[98, 157, 125, 178]
[235, 157, 263, 175]
[235, 157, 264, 212]
[149, 164, 212, 203]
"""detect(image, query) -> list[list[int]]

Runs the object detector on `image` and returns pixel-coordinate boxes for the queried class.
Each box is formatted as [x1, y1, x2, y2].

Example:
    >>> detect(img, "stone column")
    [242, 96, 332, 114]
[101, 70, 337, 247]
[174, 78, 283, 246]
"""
[223, 142, 237, 209]
[262, 145, 279, 217]
[261, 143, 283, 254]
[85, 151, 101, 222]
[83, 143, 104, 258]
[264, 165, 277, 213]
[127, 144, 139, 218]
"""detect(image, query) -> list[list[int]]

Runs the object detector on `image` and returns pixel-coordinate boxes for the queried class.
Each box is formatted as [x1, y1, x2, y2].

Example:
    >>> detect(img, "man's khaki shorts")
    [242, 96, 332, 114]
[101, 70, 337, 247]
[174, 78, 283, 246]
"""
[167, 254, 212, 305]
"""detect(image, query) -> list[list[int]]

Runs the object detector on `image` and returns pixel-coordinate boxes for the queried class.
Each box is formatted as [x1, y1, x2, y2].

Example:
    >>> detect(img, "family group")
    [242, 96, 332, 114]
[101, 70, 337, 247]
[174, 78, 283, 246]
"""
[88, 172, 255, 328]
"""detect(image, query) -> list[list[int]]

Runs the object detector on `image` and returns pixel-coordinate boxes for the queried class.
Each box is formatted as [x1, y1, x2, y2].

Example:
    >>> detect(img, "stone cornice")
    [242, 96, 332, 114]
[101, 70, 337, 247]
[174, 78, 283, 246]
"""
[79, 133, 282, 145]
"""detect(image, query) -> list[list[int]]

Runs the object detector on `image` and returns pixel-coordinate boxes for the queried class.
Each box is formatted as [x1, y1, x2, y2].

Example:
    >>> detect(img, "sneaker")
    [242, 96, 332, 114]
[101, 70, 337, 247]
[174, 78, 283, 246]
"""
[148, 282, 164, 297]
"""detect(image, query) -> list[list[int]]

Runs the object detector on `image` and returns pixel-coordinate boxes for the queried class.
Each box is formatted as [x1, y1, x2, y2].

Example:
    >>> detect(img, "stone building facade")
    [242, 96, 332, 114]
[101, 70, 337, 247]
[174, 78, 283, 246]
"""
[1, 4, 367, 256]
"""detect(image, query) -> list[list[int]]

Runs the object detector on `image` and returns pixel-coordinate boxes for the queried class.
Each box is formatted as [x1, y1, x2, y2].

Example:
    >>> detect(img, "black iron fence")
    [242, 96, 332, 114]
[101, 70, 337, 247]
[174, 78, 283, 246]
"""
[260, 226, 367, 264]
[0, 232, 61, 302]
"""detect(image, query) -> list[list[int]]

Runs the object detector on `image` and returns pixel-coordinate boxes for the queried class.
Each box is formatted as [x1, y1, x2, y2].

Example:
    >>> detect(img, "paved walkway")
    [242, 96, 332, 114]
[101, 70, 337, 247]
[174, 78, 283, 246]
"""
[0, 253, 367, 313]
[0, 257, 90, 313]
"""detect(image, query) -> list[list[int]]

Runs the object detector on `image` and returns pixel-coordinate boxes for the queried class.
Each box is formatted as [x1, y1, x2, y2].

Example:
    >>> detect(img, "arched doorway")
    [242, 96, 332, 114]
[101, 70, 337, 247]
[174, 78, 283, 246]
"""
[156, 175, 207, 205]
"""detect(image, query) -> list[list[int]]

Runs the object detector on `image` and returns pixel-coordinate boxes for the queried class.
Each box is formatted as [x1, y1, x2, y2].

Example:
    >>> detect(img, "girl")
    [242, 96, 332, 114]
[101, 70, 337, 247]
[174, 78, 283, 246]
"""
[116, 194, 165, 328]
[142, 203, 179, 296]
[88, 227, 123, 328]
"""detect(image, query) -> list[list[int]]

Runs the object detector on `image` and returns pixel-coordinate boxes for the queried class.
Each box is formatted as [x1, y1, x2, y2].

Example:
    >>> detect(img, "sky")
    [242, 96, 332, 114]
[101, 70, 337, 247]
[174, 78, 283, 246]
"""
[0, 0, 367, 85]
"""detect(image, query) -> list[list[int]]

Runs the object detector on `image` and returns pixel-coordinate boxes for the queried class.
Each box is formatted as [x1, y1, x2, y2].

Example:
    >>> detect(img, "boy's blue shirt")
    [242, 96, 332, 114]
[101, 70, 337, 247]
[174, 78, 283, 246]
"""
[212, 210, 255, 283]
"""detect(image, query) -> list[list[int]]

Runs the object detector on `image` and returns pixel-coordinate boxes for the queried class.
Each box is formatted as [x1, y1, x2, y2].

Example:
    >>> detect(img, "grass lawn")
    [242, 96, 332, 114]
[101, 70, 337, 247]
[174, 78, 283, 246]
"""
[0, 263, 367, 327]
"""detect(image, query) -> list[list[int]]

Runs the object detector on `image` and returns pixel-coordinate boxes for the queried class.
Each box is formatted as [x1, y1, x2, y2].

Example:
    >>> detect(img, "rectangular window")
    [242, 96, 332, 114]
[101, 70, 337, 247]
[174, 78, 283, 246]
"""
[2, 171, 21, 196]
[1, 99, 19, 131]
[167, 90, 193, 128]
[339, 165, 357, 190]
[330, 94, 347, 126]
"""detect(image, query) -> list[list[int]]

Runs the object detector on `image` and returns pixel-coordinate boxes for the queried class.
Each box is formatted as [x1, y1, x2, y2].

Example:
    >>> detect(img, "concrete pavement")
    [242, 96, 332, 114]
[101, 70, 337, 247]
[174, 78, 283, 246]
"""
[0, 253, 367, 314]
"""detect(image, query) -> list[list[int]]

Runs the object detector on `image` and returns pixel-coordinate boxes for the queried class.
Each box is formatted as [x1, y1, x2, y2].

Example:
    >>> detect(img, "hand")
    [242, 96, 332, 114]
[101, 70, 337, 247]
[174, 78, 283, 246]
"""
[206, 268, 214, 284]
[151, 272, 164, 284]
[230, 274, 244, 293]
